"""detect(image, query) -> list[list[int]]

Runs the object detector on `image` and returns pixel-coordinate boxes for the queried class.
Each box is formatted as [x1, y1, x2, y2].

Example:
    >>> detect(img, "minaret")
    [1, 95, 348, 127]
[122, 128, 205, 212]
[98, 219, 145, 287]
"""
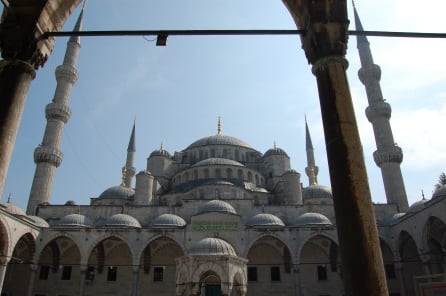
[304, 118, 319, 186]
[353, 3, 408, 212]
[121, 121, 136, 188]
[27, 4, 85, 215]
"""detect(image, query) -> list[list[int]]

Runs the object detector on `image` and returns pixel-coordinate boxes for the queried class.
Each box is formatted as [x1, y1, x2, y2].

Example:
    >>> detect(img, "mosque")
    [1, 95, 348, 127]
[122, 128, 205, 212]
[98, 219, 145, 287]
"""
[0, 4, 445, 296]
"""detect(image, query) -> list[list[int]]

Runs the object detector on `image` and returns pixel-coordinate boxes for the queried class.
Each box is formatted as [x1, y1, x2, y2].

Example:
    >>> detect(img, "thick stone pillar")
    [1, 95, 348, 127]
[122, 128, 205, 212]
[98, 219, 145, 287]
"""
[293, 265, 301, 296]
[282, 1, 388, 295]
[0, 60, 36, 197]
[395, 262, 406, 296]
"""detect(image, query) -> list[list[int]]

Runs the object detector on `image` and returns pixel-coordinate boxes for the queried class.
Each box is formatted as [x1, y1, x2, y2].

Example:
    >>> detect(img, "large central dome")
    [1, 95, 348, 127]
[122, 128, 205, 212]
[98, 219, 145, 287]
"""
[186, 134, 252, 150]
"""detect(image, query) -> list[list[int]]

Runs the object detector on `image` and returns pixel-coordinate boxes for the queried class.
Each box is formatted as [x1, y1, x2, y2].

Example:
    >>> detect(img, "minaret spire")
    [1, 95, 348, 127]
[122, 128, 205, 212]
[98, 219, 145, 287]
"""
[121, 121, 136, 188]
[354, 3, 408, 212]
[27, 5, 86, 215]
[217, 116, 222, 135]
[304, 117, 319, 186]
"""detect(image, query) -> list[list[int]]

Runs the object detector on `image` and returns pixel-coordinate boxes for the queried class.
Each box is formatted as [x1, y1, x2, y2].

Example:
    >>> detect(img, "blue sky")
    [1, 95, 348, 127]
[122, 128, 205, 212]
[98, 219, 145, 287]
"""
[3, 0, 445, 210]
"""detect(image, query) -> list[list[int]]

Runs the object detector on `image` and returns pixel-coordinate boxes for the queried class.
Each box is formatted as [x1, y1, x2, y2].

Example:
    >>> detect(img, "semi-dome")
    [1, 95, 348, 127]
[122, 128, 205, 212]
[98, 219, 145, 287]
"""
[28, 215, 49, 228]
[197, 200, 237, 215]
[264, 147, 289, 157]
[0, 203, 26, 216]
[186, 134, 252, 150]
[432, 185, 446, 199]
[54, 214, 94, 227]
[99, 185, 135, 199]
[151, 214, 186, 228]
[302, 184, 333, 199]
[103, 214, 141, 228]
[408, 199, 429, 213]
[192, 158, 244, 168]
[247, 213, 285, 228]
[292, 212, 332, 227]
[189, 237, 237, 256]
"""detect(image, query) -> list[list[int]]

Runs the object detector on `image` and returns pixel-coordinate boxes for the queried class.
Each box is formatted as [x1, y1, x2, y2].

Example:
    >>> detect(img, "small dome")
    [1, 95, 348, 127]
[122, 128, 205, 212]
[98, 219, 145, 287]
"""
[28, 215, 49, 228]
[283, 169, 298, 175]
[55, 214, 94, 227]
[99, 185, 135, 199]
[149, 148, 171, 158]
[186, 134, 252, 150]
[264, 147, 289, 157]
[0, 203, 26, 216]
[103, 214, 141, 228]
[197, 200, 237, 215]
[189, 237, 236, 256]
[247, 213, 285, 228]
[293, 212, 332, 227]
[151, 214, 186, 228]
[408, 199, 429, 213]
[433, 185, 446, 199]
[380, 213, 406, 226]
[65, 200, 77, 205]
[302, 185, 333, 199]
[192, 158, 244, 168]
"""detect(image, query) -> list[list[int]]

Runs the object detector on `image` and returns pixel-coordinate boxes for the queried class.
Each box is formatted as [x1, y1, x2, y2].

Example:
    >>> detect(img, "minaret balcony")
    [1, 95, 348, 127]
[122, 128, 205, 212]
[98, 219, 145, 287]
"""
[373, 146, 403, 167]
[55, 64, 79, 84]
[358, 64, 381, 84]
[45, 102, 71, 123]
[365, 101, 391, 122]
[34, 146, 64, 167]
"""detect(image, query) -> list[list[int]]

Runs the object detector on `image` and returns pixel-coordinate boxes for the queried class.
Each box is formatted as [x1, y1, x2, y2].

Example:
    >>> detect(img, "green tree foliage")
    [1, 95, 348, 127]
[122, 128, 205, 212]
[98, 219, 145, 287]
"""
[435, 172, 446, 191]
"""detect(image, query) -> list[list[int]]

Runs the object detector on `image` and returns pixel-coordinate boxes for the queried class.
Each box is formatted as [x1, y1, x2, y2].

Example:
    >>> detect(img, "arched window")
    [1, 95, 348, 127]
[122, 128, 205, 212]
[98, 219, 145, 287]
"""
[248, 172, 253, 182]
[215, 169, 221, 178]
[194, 170, 198, 180]
[238, 169, 244, 180]
[226, 168, 233, 179]
[204, 168, 210, 178]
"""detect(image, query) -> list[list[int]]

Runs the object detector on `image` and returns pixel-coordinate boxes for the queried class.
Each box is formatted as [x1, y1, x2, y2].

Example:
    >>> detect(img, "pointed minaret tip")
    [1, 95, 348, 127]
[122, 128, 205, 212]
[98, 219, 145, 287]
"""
[127, 121, 136, 152]
[217, 116, 222, 136]
[352, 1, 369, 46]
[305, 118, 314, 150]
[69, 1, 86, 44]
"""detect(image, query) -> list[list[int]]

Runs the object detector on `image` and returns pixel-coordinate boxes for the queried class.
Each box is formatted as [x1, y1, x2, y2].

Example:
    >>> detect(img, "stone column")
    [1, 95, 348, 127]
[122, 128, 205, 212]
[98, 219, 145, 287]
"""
[26, 264, 38, 296]
[293, 265, 301, 296]
[282, 1, 388, 295]
[79, 265, 87, 296]
[394, 262, 406, 296]
[0, 60, 36, 197]
[131, 267, 139, 296]
[0, 258, 10, 292]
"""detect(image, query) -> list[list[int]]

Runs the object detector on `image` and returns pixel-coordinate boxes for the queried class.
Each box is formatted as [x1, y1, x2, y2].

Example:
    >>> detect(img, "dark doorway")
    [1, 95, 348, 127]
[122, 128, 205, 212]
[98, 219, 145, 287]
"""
[205, 284, 222, 296]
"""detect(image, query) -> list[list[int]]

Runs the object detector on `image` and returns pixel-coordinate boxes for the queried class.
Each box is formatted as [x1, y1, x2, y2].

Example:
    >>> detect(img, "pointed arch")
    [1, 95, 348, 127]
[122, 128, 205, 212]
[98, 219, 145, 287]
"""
[2, 232, 36, 296]
[422, 216, 446, 274]
[398, 230, 424, 296]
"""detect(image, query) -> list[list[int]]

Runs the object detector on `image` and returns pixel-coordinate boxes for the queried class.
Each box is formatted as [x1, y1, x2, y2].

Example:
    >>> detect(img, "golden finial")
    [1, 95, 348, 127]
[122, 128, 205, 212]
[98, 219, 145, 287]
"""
[217, 116, 222, 136]
[273, 141, 277, 149]
[160, 142, 164, 151]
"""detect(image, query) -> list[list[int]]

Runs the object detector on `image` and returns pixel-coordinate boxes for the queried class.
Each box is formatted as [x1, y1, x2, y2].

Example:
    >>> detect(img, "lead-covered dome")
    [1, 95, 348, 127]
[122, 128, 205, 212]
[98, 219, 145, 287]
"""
[247, 213, 285, 228]
[192, 158, 244, 168]
[149, 148, 172, 158]
[28, 215, 49, 228]
[302, 185, 333, 199]
[151, 214, 186, 228]
[54, 214, 94, 227]
[186, 135, 252, 150]
[408, 199, 429, 213]
[292, 212, 332, 227]
[264, 147, 289, 157]
[99, 185, 135, 199]
[197, 200, 237, 215]
[189, 237, 237, 256]
[103, 214, 141, 228]
[0, 203, 26, 216]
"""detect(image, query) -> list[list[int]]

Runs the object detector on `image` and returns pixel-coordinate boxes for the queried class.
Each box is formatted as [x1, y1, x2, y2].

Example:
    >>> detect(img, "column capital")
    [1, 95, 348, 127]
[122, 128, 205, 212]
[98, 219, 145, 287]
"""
[312, 56, 348, 75]
[283, 0, 349, 64]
